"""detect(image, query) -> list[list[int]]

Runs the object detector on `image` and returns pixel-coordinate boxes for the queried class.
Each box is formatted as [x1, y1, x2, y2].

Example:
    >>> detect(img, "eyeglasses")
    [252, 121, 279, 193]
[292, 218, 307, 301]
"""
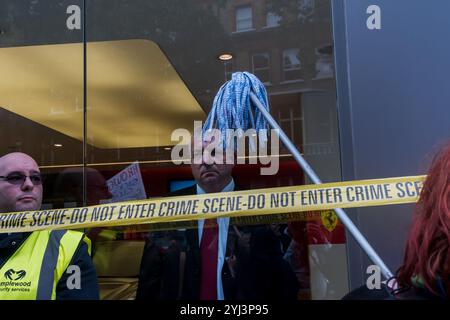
[0, 173, 44, 186]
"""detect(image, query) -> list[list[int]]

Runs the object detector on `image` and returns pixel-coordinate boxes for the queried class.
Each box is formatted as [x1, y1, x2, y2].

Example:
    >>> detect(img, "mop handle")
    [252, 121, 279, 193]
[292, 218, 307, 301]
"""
[250, 93, 394, 280]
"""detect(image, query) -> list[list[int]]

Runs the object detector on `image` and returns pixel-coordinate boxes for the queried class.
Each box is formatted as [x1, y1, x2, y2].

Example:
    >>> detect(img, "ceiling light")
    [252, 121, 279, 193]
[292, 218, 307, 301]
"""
[219, 53, 233, 61]
[54, 143, 63, 147]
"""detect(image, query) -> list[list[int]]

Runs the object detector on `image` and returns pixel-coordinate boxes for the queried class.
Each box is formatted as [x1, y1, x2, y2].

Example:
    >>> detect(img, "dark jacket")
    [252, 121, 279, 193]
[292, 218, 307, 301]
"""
[136, 185, 299, 300]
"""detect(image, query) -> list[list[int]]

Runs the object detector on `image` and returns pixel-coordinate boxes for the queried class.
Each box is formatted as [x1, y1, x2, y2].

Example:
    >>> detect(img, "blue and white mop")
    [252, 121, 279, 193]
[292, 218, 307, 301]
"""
[203, 71, 393, 280]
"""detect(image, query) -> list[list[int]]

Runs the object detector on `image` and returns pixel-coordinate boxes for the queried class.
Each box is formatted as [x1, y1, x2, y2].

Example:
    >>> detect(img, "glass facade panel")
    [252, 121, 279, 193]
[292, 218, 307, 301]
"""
[1, 0, 347, 300]
[0, 0, 84, 210]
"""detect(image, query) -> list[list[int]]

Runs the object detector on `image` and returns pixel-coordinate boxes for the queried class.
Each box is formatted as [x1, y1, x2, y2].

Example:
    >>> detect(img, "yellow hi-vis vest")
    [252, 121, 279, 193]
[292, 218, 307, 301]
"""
[0, 230, 89, 300]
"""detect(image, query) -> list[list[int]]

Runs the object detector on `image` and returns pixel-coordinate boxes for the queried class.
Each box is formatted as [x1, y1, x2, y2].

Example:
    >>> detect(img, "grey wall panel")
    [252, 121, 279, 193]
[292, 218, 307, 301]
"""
[332, 0, 450, 289]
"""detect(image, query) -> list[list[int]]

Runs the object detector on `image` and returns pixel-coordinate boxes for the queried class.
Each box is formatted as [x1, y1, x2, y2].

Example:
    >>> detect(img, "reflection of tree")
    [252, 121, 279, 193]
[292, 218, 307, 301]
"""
[267, 0, 314, 25]
[265, 0, 331, 34]
[264, 0, 332, 80]
[89, 0, 232, 111]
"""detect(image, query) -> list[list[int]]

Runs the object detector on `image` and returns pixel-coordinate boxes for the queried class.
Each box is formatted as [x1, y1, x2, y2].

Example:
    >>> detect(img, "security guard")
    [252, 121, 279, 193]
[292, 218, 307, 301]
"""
[0, 152, 99, 299]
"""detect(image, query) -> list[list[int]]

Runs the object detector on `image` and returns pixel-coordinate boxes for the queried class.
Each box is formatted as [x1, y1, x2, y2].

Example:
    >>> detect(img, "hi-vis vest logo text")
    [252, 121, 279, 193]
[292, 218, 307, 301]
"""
[4, 269, 27, 281]
[0, 268, 32, 294]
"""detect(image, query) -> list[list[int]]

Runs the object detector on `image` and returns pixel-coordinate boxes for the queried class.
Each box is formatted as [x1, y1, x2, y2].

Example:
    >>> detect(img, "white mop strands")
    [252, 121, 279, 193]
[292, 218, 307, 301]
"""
[202, 72, 270, 150]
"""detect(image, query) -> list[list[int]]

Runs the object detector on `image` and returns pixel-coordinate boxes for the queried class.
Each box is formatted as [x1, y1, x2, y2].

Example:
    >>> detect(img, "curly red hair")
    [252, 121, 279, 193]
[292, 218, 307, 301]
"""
[396, 143, 450, 296]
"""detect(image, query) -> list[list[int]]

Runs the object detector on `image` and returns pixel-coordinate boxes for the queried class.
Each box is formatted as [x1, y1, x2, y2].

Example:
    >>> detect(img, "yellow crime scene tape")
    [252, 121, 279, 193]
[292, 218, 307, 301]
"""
[119, 211, 324, 234]
[0, 175, 425, 233]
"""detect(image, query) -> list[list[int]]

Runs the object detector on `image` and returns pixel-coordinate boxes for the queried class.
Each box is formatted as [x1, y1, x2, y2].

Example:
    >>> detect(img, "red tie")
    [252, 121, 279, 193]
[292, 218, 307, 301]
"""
[200, 218, 218, 300]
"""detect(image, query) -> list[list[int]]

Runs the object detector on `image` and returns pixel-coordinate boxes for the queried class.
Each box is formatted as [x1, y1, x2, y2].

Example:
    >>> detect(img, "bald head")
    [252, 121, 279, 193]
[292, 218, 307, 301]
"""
[0, 152, 43, 213]
[0, 152, 39, 167]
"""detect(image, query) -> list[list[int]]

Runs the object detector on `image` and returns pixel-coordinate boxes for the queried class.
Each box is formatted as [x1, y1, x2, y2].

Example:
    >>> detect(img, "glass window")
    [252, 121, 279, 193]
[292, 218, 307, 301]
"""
[224, 60, 233, 81]
[314, 44, 334, 79]
[297, 0, 316, 21]
[252, 53, 270, 83]
[0, 1, 84, 210]
[2, 0, 345, 301]
[266, 12, 281, 27]
[273, 94, 303, 146]
[283, 48, 302, 81]
[235, 6, 253, 31]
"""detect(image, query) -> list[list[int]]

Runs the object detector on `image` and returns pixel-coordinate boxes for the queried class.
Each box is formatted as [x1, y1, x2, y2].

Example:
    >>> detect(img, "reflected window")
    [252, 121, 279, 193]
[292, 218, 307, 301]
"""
[266, 12, 281, 28]
[314, 45, 334, 79]
[224, 60, 233, 81]
[273, 94, 303, 145]
[283, 48, 302, 81]
[297, 0, 315, 21]
[252, 53, 270, 83]
[235, 5, 253, 31]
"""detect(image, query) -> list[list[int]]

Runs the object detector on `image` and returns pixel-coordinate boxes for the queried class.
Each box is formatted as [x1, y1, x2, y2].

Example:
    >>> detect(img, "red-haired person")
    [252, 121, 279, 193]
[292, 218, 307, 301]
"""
[343, 143, 450, 300]
[394, 143, 450, 299]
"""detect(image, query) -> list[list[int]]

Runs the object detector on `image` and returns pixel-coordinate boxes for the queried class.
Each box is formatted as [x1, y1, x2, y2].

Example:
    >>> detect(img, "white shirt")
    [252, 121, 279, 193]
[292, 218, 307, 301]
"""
[196, 179, 234, 300]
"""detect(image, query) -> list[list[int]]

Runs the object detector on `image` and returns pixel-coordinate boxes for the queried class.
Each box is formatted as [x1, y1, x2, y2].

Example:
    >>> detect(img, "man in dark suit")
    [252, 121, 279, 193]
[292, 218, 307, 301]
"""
[136, 138, 299, 300]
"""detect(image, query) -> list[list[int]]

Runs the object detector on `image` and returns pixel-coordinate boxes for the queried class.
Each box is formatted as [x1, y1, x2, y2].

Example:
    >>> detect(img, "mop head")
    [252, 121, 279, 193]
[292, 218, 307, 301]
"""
[202, 71, 270, 150]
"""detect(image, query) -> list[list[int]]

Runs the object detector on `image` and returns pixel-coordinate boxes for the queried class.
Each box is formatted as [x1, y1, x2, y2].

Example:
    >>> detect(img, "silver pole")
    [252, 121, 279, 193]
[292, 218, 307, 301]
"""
[250, 93, 393, 280]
